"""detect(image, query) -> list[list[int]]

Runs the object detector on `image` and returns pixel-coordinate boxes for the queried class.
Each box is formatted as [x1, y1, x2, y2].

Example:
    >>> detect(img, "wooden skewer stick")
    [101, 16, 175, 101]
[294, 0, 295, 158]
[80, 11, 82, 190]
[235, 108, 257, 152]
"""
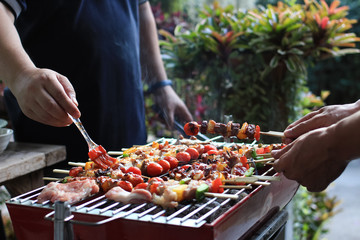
[53, 169, 70, 174]
[260, 131, 284, 138]
[250, 158, 275, 163]
[257, 153, 272, 158]
[220, 185, 252, 190]
[43, 177, 62, 181]
[68, 162, 86, 167]
[204, 192, 238, 200]
[252, 175, 280, 181]
[107, 151, 124, 156]
[252, 181, 271, 186]
[223, 176, 259, 184]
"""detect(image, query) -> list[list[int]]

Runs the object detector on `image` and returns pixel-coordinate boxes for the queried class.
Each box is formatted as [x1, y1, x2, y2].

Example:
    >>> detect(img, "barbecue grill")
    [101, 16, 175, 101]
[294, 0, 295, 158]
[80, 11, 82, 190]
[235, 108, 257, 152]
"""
[6, 138, 299, 240]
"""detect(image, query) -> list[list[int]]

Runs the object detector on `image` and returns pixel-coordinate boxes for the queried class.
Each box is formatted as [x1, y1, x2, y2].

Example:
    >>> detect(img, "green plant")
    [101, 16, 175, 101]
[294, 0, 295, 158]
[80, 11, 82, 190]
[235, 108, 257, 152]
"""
[159, 0, 359, 136]
[292, 186, 341, 240]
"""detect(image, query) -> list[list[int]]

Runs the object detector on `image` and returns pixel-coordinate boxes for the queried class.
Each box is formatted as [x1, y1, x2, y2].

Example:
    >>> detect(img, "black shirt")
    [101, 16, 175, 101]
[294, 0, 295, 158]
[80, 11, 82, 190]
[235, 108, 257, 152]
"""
[2, 0, 148, 160]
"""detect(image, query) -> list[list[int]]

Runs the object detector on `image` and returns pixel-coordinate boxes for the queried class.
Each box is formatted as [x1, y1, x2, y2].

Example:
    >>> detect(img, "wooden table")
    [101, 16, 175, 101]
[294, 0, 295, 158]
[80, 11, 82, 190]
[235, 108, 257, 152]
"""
[0, 142, 66, 196]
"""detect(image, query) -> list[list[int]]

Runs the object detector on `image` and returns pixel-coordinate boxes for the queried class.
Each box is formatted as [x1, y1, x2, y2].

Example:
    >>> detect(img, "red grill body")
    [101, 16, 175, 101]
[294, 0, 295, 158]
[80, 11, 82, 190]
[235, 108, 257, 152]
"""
[7, 173, 298, 240]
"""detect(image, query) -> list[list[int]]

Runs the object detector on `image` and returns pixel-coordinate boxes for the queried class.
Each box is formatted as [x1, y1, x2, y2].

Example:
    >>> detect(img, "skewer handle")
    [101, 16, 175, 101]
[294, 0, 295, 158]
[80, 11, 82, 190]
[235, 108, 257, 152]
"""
[53, 169, 70, 174]
[260, 131, 284, 138]
[204, 192, 238, 200]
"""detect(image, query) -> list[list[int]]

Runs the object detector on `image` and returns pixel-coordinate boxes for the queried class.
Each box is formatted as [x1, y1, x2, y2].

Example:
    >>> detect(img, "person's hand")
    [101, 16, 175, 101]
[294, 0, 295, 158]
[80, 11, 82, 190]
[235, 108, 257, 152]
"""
[284, 101, 360, 144]
[272, 127, 348, 192]
[9, 67, 81, 127]
[152, 86, 192, 128]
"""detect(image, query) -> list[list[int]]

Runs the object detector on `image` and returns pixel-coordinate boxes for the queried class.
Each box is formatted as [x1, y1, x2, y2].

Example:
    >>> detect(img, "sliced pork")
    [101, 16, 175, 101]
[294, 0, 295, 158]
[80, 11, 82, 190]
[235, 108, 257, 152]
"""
[105, 187, 152, 204]
[37, 179, 99, 204]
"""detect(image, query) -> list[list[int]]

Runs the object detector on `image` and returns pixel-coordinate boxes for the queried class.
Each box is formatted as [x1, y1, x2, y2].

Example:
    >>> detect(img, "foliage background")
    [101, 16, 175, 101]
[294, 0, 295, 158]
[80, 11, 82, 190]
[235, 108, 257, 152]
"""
[256, 0, 360, 106]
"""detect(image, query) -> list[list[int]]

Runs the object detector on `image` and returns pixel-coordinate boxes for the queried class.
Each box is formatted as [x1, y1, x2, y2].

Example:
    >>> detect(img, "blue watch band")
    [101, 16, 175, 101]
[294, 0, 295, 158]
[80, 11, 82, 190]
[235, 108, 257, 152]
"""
[147, 80, 173, 93]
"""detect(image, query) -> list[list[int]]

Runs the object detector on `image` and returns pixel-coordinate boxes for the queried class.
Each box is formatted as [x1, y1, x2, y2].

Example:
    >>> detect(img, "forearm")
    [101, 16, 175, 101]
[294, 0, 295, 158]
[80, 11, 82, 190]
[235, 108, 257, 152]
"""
[139, 1, 167, 85]
[0, 3, 35, 88]
[327, 110, 360, 162]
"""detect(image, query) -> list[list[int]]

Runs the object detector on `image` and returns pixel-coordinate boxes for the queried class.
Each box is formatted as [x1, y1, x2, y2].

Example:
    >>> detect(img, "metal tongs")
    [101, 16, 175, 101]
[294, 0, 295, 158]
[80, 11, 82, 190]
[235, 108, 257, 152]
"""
[69, 115, 98, 151]
[69, 115, 115, 169]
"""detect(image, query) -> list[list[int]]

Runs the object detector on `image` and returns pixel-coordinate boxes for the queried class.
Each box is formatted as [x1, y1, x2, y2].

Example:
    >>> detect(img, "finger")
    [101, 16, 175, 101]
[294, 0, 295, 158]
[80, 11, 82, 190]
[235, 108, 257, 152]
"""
[284, 115, 323, 139]
[285, 110, 318, 130]
[175, 104, 193, 123]
[46, 74, 80, 119]
[271, 142, 294, 159]
[57, 74, 79, 106]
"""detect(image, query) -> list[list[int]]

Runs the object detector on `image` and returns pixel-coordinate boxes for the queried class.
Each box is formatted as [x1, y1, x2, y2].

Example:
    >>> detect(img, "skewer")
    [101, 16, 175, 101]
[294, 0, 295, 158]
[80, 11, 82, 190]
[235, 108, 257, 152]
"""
[249, 158, 275, 163]
[108, 151, 124, 156]
[43, 177, 62, 181]
[68, 162, 86, 167]
[204, 192, 238, 200]
[220, 185, 252, 190]
[260, 131, 284, 138]
[252, 175, 280, 181]
[53, 169, 70, 174]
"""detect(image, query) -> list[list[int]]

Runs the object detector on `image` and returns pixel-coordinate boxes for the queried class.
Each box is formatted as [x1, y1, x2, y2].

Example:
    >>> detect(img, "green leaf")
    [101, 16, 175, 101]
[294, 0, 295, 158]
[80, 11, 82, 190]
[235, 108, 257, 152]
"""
[284, 57, 297, 72]
[269, 55, 280, 68]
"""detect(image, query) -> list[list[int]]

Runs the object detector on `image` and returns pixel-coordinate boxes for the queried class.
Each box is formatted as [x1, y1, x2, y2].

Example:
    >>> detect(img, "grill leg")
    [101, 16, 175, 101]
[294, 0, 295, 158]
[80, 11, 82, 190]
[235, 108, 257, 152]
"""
[54, 201, 74, 240]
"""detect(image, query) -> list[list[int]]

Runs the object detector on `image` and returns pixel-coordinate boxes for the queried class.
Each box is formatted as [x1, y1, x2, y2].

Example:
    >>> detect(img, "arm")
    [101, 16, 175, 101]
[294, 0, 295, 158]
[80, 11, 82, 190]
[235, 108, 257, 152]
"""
[139, 2, 192, 127]
[0, 3, 80, 127]
[272, 109, 360, 192]
[283, 100, 360, 143]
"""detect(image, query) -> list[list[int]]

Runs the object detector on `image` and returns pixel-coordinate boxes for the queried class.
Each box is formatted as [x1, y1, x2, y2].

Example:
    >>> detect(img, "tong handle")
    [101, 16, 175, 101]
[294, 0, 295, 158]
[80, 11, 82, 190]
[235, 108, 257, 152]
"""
[69, 115, 98, 150]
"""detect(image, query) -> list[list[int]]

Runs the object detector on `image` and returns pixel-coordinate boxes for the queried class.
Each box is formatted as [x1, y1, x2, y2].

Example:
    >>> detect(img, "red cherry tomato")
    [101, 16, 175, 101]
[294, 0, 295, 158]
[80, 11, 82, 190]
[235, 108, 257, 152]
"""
[117, 180, 133, 192]
[176, 151, 191, 163]
[134, 182, 148, 190]
[126, 166, 142, 175]
[207, 149, 218, 155]
[69, 166, 83, 177]
[164, 156, 178, 169]
[125, 173, 144, 187]
[256, 148, 265, 154]
[149, 182, 161, 194]
[211, 178, 224, 193]
[254, 125, 261, 141]
[203, 144, 217, 153]
[146, 162, 163, 176]
[158, 159, 170, 174]
[186, 148, 200, 160]
[183, 122, 199, 136]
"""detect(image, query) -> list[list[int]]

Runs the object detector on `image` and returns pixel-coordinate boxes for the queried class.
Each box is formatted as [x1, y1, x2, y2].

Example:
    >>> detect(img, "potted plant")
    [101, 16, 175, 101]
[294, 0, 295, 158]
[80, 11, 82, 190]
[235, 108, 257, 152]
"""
[159, 0, 359, 138]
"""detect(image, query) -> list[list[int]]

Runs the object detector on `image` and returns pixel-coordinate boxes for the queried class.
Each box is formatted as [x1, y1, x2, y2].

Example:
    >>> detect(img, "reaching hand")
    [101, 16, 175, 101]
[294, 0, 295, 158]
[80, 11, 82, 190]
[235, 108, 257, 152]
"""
[273, 127, 348, 192]
[152, 86, 193, 128]
[283, 101, 360, 144]
[9, 67, 81, 127]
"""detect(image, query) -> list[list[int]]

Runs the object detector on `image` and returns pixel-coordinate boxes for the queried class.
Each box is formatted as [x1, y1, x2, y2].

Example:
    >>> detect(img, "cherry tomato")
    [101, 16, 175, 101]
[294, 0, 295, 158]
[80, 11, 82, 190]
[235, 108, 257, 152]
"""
[186, 148, 200, 160]
[254, 125, 261, 141]
[146, 162, 163, 176]
[125, 173, 144, 187]
[203, 144, 217, 153]
[207, 149, 218, 155]
[158, 159, 170, 174]
[176, 151, 191, 163]
[117, 180, 133, 192]
[211, 178, 224, 193]
[126, 166, 142, 175]
[134, 182, 148, 190]
[256, 148, 265, 154]
[164, 156, 178, 169]
[69, 166, 83, 177]
[184, 122, 199, 136]
[262, 147, 269, 153]
[149, 182, 161, 194]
